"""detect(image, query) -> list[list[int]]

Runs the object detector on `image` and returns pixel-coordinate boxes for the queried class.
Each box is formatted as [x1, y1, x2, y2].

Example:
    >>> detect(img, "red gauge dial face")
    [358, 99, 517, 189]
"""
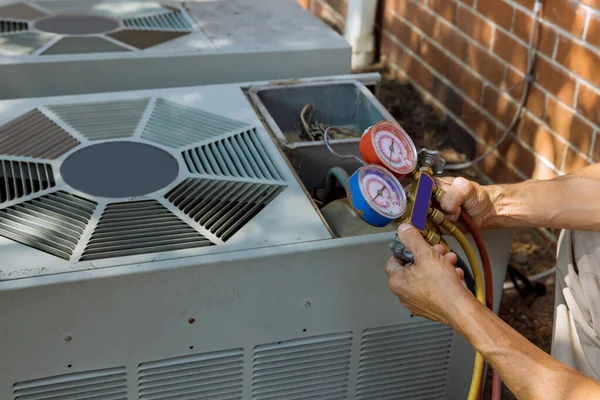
[372, 126, 417, 173]
[359, 165, 406, 217]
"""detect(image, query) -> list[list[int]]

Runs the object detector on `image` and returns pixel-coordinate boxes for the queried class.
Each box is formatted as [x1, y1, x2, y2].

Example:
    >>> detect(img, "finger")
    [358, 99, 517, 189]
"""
[386, 257, 403, 277]
[444, 252, 458, 265]
[439, 177, 472, 215]
[455, 268, 465, 281]
[397, 224, 434, 262]
[433, 244, 447, 256]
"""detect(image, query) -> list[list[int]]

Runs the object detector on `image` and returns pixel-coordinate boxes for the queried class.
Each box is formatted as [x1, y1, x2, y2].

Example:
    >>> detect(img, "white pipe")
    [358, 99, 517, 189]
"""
[343, 0, 378, 70]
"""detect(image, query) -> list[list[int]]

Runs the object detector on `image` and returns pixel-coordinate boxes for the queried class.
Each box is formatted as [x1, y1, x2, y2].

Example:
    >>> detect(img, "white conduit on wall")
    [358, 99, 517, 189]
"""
[344, 0, 378, 69]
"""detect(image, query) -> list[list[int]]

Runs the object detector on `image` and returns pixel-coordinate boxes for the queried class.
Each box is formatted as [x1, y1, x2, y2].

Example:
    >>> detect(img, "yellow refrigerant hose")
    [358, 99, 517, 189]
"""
[441, 219, 485, 400]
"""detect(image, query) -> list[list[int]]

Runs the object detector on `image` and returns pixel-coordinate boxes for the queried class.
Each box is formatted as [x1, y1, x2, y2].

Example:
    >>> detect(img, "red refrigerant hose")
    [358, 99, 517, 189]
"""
[460, 211, 502, 400]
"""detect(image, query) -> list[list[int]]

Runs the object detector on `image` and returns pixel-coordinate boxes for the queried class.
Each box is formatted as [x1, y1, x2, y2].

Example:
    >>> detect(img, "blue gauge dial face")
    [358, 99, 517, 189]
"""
[358, 165, 407, 218]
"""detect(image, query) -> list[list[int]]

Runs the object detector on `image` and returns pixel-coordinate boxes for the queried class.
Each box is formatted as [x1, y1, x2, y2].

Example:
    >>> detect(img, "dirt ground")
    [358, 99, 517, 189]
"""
[377, 77, 558, 400]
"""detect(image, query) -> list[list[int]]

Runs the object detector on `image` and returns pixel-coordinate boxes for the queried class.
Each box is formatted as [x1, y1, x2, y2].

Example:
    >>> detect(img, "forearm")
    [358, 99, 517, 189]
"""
[484, 164, 600, 230]
[450, 294, 600, 400]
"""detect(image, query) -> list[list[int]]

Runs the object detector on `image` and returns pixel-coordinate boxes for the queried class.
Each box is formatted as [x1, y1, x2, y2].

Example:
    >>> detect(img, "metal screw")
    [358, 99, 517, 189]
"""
[64, 335, 72, 342]
[302, 300, 311, 308]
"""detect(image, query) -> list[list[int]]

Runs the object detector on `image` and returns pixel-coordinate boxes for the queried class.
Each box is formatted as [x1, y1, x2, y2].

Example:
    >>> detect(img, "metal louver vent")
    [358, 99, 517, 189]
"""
[107, 30, 188, 50]
[0, 32, 54, 55]
[0, 2, 47, 20]
[0, 20, 28, 34]
[0, 191, 96, 260]
[80, 200, 213, 261]
[166, 178, 286, 242]
[252, 332, 352, 400]
[0, 109, 79, 159]
[47, 99, 149, 140]
[42, 36, 129, 55]
[356, 320, 453, 400]
[183, 129, 282, 181]
[13, 367, 127, 400]
[142, 99, 249, 148]
[1, 160, 55, 203]
[138, 349, 244, 400]
[123, 11, 192, 31]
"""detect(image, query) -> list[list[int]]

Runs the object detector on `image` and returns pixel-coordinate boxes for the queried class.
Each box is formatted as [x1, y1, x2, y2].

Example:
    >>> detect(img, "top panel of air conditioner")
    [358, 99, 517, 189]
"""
[0, 0, 351, 99]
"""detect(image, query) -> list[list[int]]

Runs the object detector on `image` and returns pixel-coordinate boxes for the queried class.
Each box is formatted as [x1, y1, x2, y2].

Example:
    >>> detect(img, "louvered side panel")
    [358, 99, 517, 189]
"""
[47, 99, 149, 140]
[0, 160, 55, 203]
[142, 99, 249, 148]
[252, 333, 352, 400]
[0, 109, 79, 159]
[13, 367, 127, 400]
[80, 200, 213, 261]
[182, 129, 283, 181]
[0, 191, 96, 260]
[356, 321, 454, 400]
[138, 349, 243, 400]
[123, 11, 193, 31]
[166, 178, 286, 242]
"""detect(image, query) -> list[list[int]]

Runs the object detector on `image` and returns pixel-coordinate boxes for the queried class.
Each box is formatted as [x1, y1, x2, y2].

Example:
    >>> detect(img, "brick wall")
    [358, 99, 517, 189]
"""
[299, 0, 600, 183]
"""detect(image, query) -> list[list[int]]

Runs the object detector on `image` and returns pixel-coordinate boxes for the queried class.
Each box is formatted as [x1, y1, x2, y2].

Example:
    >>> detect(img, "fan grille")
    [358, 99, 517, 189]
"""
[0, 20, 28, 34]
[0, 191, 96, 260]
[0, 160, 55, 204]
[80, 200, 214, 261]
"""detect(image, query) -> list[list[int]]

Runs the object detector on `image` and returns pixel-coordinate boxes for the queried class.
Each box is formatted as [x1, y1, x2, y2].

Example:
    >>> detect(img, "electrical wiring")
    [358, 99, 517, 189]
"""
[446, 0, 543, 171]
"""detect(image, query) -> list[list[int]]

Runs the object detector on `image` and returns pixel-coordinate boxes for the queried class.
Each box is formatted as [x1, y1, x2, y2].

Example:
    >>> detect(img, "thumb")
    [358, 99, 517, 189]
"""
[397, 224, 434, 262]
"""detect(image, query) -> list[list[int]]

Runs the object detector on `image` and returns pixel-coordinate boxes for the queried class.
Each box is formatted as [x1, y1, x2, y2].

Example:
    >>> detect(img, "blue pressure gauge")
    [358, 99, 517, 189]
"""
[348, 164, 407, 227]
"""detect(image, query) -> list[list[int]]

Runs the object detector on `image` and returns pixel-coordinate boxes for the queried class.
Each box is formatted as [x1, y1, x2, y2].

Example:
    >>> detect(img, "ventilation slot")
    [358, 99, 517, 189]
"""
[1, 160, 54, 204]
[252, 332, 352, 400]
[123, 11, 193, 31]
[0, 3, 47, 20]
[80, 200, 213, 261]
[13, 367, 127, 400]
[138, 349, 243, 400]
[42, 36, 129, 55]
[356, 320, 454, 400]
[47, 99, 149, 141]
[142, 99, 249, 148]
[0, 20, 28, 34]
[108, 29, 188, 50]
[166, 179, 285, 242]
[183, 129, 283, 181]
[0, 191, 95, 260]
[0, 32, 54, 55]
[0, 109, 79, 159]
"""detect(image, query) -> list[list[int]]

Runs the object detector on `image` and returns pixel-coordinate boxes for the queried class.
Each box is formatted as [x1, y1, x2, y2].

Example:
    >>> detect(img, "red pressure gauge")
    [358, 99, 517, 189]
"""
[359, 121, 418, 179]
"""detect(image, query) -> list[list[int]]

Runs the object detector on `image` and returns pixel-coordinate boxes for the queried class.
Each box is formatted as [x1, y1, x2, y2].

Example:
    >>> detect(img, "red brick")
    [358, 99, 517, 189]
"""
[519, 114, 565, 166]
[461, 102, 500, 143]
[458, 0, 475, 6]
[477, 143, 524, 183]
[419, 39, 449, 74]
[563, 147, 590, 172]
[497, 135, 537, 177]
[504, 69, 546, 118]
[482, 86, 518, 126]
[555, 36, 600, 87]
[457, 6, 493, 47]
[382, 34, 432, 90]
[406, 56, 433, 90]
[428, 0, 457, 23]
[580, 0, 600, 10]
[432, 19, 468, 59]
[383, 0, 412, 15]
[545, 97, 594, 154]
[411, 3, 436, 37]
[383, 9, 421, 53]
[447, 59, 483, 101]
[314, 1, 344, 31]
[512, 12, 557, 57]
[534, 57, 576, 106]
[468, 44, 506, 87]
[297, 0, 311, 9]
[585, 14, 600, 49]
[511, 0, 537, 10]
[543, 0, 587, 37]
[476, 0, 514, 30]
[577, 83, 600, 127]
[320, 0, 348, 17]
[493, 30, 529, 73]
[532, 158, 559, 180]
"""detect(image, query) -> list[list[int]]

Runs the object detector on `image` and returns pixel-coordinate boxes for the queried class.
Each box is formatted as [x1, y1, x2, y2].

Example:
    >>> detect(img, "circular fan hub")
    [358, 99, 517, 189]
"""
[34, 15, 121, 35]
[61, 142, 179, 198]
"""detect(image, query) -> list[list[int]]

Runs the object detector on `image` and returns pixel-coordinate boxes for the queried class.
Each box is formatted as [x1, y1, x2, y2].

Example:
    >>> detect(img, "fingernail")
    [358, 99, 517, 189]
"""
[398, 224, 412, 232]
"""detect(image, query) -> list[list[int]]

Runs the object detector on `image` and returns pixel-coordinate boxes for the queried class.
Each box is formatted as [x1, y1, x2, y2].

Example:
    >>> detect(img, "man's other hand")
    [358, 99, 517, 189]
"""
[435, 177, 495, 229]
[386, 224, 471, 326]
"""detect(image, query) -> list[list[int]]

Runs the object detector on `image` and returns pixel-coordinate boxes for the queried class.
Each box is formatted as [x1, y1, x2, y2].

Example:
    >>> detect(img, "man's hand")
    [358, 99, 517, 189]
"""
[435, 177, 496, 229]
[386, 224, 471, 326]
